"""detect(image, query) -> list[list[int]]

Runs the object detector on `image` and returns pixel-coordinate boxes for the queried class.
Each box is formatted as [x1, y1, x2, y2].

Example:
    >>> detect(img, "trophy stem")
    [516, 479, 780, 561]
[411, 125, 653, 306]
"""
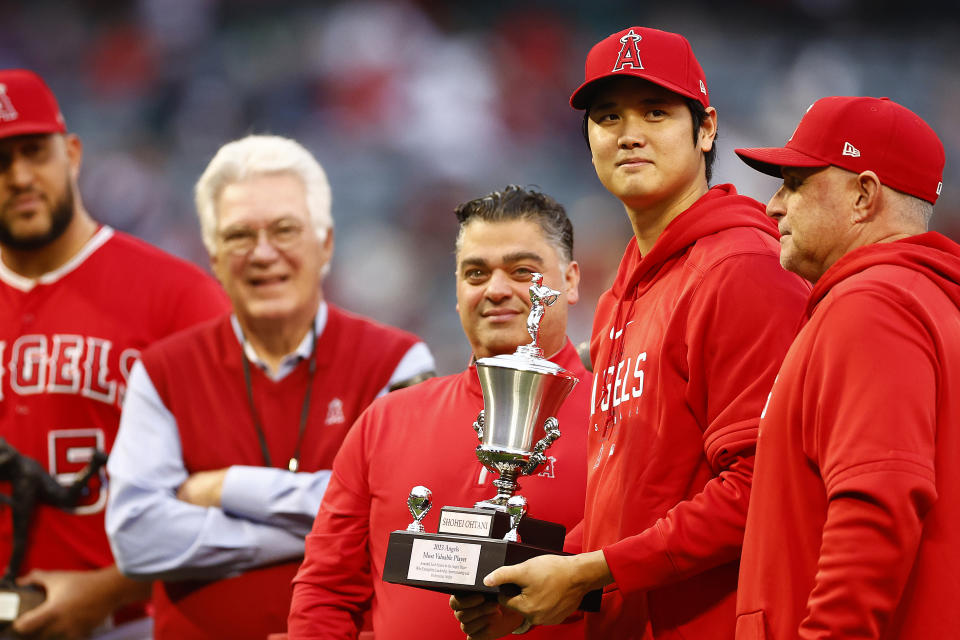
[475, 465, 522, 510]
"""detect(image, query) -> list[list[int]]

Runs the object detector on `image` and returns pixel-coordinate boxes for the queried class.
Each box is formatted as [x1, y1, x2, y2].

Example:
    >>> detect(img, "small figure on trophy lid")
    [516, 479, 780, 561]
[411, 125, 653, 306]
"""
[517, 273, 561, 359]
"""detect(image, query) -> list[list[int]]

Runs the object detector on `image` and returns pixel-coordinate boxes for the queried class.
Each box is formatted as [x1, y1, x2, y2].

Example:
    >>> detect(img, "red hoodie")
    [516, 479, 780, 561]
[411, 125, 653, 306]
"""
[585, 185, 810, 639]
[737, 232, 960, 640]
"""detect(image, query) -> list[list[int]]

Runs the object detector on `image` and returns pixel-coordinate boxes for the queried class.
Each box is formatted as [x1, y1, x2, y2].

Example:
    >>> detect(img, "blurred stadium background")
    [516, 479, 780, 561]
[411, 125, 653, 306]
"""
[4, 0, 958, 375]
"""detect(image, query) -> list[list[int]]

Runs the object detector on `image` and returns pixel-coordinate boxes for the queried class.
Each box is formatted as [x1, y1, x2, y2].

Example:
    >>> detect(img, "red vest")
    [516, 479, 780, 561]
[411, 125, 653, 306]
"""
[140, 306, 419, 640]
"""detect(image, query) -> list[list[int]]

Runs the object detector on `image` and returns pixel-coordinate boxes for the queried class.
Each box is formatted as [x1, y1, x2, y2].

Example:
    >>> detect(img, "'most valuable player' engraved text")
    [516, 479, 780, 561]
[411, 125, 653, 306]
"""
[407, 539, 482, 586]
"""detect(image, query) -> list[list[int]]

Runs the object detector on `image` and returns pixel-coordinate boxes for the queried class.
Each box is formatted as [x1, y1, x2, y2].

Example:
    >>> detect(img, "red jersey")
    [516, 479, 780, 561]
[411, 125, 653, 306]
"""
[139, 307, 423, 640]
[736, 233, 960, 640]
[585, 186, 810, 639]
[0, 227, 228, 575]
[288, 340, 590, 640]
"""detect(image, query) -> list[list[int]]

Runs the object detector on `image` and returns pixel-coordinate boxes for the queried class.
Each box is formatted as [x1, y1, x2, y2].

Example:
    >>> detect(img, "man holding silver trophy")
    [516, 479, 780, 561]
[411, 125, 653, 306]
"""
[288, 185, 590, 639]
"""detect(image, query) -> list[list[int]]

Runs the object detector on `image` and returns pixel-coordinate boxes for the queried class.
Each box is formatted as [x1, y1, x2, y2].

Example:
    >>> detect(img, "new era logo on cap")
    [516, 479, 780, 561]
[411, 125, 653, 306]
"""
[842, 142, 860, 157]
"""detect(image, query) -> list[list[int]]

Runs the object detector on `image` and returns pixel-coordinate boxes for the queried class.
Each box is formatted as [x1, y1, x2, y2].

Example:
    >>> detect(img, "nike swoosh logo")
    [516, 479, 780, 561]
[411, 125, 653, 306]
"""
[609, 321, 635, 340]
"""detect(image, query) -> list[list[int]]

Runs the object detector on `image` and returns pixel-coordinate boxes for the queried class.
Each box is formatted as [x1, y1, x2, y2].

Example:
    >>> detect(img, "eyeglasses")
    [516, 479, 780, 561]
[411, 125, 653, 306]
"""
[217, 218, 306, 256]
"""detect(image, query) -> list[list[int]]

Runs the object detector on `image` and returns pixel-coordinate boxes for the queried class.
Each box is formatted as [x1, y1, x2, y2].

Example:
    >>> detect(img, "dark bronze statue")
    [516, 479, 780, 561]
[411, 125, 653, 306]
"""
[0, 438, 108, 588]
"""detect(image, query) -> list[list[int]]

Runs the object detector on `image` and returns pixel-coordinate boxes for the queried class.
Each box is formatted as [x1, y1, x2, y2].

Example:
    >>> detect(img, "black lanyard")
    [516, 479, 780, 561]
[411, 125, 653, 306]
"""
[240, 321, 318, 472]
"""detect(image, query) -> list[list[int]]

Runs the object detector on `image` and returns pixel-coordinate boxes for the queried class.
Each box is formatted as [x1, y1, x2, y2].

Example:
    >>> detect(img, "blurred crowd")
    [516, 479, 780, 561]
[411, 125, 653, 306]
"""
[3, 0, 958, 374]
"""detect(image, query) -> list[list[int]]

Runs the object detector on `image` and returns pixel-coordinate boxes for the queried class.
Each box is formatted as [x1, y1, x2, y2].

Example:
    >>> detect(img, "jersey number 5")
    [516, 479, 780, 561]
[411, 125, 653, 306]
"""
[48, 429, 107, 515]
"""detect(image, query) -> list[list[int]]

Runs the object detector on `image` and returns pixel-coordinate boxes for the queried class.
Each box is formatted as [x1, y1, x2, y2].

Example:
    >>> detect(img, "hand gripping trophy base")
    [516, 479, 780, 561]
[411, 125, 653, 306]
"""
[0, 584, 44, 630]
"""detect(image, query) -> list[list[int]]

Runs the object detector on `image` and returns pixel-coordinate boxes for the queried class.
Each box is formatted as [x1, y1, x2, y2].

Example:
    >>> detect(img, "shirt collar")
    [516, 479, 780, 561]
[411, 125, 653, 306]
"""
[230, 300, 328, 381]
[0, 226, 114, 292]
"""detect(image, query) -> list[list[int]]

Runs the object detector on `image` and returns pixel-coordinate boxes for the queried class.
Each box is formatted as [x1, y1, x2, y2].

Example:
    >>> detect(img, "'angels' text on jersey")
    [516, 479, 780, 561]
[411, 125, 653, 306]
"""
[591, 350, 647, 418]
[0, 334, 139, 407]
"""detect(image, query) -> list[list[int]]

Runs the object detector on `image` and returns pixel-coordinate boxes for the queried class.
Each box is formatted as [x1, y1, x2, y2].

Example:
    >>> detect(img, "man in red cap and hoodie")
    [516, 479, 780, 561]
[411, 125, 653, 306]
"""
[452, 27, 809, 639]
[734, 97, 960, 639]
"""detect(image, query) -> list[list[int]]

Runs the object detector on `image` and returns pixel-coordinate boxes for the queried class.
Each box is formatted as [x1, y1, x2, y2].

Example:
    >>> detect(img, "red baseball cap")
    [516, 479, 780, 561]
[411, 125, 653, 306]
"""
[0, 69, 67, 139]
[736, 96, 944, 204]
[570, 27, 709, 110]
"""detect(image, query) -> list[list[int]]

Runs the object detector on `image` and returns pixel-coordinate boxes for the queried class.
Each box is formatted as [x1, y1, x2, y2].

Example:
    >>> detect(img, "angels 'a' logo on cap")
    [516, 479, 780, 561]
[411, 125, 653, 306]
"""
[699, 79, 706, 95]
[612, 29, 644, 72]
[937, 181, 943, 196]
[0, 83, 19, 123]
[842, 142, 861, 158]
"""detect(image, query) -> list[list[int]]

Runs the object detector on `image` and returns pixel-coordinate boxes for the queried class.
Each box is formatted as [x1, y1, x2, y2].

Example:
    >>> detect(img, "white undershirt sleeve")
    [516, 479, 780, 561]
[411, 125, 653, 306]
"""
[220, 466, 332, 536]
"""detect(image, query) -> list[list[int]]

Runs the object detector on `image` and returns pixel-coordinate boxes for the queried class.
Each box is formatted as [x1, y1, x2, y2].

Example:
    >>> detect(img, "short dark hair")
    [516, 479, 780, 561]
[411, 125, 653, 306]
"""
[580, 96, 717, 183]
[454, 185, 574, 264]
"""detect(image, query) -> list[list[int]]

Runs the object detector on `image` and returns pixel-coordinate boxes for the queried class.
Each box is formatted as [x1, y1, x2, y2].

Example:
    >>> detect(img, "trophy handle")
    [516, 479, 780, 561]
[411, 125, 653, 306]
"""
[472, 410, 485, 441]
[523, 417, 561, 475]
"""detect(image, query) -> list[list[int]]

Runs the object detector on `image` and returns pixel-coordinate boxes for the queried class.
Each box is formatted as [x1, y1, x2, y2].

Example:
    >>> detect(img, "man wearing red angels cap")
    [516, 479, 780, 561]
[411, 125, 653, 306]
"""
[452, 27, 809, 639]
[734, 96, 960, 639]
[0, 69, 228, 638]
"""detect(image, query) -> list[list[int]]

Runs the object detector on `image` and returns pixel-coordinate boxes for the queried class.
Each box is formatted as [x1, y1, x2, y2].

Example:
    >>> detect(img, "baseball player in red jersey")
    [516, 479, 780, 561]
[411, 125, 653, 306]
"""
[734, 98, 960, 639]
[105, 134, 436, 640]
[287, 186, 589, 640]
[0, 69, 230, 639]
[452, 27, 810, 639]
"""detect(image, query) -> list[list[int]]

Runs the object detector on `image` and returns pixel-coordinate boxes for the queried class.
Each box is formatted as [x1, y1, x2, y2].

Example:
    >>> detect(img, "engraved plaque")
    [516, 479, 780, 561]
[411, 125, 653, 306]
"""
[407, 539, 483, 586]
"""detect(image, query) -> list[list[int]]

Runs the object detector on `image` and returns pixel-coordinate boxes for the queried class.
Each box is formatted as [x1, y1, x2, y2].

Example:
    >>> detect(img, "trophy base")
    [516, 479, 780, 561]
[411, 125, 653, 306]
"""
[0, 584, 45, 631]
[383, 508, 600, 611]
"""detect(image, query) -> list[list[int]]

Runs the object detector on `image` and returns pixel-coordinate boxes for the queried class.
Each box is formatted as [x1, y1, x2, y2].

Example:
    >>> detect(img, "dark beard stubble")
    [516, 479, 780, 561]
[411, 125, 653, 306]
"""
[0, 180, 75, 251]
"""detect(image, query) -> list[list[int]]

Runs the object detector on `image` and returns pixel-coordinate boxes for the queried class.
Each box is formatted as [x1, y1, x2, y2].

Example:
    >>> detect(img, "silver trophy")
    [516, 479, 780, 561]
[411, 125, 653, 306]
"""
[382, 273, 600, 611]
[473, 273, 578, 510]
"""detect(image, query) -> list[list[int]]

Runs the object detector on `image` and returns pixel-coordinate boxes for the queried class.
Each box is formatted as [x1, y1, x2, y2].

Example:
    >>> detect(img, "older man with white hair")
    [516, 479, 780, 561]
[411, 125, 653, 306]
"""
[105, 134, 435, 640]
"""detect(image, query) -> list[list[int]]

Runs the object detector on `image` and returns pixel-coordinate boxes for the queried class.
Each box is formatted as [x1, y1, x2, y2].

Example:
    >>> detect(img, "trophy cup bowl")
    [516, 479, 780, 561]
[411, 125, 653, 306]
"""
[473, 352, 578, 510]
